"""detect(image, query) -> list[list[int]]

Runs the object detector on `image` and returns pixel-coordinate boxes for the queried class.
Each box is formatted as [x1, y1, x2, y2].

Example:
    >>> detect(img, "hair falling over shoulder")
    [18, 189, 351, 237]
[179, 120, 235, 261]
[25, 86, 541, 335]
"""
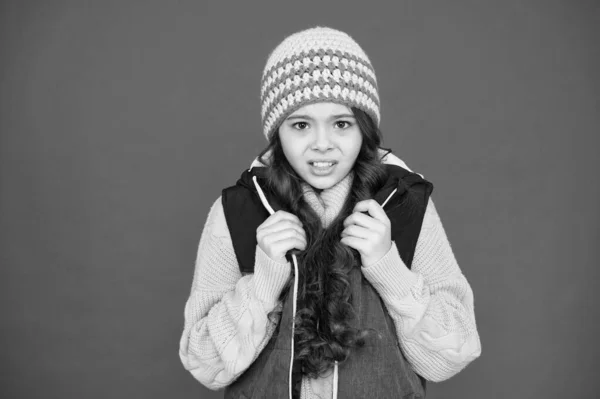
[256, 107, 392, 379]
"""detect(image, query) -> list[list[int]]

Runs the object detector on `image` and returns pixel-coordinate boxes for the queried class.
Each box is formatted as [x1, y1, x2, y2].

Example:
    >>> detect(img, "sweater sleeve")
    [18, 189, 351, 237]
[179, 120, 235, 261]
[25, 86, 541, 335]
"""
[178, 196, 292, 390]
[360, 197, 482, 382]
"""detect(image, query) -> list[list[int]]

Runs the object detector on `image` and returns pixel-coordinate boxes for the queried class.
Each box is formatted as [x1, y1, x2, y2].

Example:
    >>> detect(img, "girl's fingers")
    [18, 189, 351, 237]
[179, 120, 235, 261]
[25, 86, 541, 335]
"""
[340, 235, 366, 252]
[273, 237, 307, 253]
[268, 228, 305, 244]
[259, 210, 302, 230]
[260, 220, 305, 238]
[257, 213, 306, 262]
[343, 211, 381, 230]
[341, 224, 371, 239]
[352, 200, 390, 225]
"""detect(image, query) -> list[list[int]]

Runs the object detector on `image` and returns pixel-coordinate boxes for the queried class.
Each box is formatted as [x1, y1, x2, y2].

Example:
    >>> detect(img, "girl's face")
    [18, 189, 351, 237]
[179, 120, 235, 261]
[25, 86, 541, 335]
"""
[278, 102, 363, 191]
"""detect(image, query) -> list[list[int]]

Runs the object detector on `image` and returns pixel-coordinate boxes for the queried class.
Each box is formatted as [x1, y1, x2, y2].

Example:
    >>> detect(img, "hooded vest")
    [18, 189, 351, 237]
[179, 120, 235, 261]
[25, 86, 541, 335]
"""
[220, 163, 433, 399]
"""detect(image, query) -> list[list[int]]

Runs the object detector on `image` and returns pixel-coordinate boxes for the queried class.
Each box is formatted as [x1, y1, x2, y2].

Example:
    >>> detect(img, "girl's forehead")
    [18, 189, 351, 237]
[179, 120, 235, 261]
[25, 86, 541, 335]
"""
[288, 102, 353, 118]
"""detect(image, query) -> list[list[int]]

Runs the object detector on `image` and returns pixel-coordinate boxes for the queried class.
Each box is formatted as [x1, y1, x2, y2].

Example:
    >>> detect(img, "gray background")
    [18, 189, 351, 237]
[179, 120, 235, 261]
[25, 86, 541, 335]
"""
[1, 1, 598, 398]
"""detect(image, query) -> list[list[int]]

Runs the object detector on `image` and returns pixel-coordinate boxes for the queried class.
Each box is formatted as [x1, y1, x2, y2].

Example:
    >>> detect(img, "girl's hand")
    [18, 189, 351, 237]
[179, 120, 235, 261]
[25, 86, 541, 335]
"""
[341, 199, 392, 267]
[257, 210, 307, 264]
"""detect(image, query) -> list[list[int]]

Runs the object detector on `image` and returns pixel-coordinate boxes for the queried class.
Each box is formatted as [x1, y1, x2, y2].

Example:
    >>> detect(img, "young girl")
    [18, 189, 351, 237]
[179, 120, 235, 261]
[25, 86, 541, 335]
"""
[179, 26, 481, 399]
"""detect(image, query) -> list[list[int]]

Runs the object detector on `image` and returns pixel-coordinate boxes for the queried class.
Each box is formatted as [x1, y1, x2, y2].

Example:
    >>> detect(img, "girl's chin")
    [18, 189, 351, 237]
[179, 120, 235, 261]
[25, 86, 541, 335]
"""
[302, 173, 343, 191]
[294, 163, 351, 190]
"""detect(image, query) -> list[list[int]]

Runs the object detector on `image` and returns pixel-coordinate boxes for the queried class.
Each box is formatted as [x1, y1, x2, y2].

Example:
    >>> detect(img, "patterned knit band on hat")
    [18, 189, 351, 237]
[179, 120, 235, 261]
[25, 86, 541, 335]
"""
[260, 26, 381, 141]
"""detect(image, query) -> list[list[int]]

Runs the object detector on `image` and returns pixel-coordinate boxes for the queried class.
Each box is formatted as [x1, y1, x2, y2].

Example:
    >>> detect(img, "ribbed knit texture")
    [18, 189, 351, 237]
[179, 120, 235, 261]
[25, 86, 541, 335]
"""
[301, 170, 354, 228]
[179, 171, 482, 396]
[260, 26, 380, 140]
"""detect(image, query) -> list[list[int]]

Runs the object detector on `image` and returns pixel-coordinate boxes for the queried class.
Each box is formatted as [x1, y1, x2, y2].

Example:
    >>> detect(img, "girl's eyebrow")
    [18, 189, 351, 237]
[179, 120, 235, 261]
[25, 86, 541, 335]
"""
[286, 113, 356, 121]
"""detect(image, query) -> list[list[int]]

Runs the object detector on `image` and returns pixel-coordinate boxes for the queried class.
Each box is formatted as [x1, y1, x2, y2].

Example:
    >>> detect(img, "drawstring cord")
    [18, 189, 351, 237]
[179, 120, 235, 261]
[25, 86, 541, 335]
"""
[382, 188, 397, 208]
[252, 175, 275, 215]
[289, 254, 299, 399]
[252, 176, 299, 399]
[333, 361, 339, 399]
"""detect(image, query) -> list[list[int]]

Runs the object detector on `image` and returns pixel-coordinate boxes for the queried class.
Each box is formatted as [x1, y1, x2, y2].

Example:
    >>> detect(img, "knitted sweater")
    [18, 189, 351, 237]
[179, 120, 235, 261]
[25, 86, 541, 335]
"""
[179, 164, 482, 398]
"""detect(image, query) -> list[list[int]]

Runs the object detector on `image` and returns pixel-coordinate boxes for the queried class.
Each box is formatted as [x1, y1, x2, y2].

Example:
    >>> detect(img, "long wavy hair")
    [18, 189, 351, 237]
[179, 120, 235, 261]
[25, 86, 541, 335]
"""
[256, 107, 392, 380]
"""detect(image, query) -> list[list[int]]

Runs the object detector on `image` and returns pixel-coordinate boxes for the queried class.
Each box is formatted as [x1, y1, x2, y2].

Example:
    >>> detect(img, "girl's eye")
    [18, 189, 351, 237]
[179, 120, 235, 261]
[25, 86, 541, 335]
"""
[292, 122, 309, 130]
[335, 121, 352, 129]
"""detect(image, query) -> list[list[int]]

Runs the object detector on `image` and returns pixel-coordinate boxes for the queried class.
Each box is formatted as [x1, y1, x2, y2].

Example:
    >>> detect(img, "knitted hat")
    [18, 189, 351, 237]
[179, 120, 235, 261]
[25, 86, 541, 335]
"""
[260, 26, 381, 140]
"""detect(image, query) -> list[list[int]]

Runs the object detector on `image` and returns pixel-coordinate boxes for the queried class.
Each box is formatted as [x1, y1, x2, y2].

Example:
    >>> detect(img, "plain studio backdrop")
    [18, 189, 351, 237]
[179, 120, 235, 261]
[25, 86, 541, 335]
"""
[1, 1, 598, 398]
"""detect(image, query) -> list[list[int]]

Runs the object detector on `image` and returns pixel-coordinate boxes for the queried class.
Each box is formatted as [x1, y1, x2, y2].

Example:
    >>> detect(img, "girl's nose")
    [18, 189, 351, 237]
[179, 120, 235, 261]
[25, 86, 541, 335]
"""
[311, 126, 334, 152]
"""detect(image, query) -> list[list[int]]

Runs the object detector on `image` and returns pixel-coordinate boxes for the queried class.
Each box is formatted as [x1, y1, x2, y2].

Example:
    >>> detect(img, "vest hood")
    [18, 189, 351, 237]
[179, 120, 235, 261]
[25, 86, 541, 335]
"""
[240, 148, 424, 213]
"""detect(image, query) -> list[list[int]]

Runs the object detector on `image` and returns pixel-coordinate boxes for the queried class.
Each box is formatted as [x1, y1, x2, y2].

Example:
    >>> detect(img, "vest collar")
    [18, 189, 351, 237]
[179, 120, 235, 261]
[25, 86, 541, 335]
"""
[244, 148, 420, 217]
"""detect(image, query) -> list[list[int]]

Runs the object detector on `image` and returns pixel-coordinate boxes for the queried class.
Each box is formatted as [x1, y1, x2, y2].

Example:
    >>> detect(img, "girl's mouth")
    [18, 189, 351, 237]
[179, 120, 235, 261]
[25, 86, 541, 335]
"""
[308, 161, 337, 175]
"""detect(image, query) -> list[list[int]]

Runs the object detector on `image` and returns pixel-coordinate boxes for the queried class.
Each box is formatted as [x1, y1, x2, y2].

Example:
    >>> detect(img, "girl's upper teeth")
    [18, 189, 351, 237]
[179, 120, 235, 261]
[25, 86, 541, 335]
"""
[313, 162, 333, 167]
